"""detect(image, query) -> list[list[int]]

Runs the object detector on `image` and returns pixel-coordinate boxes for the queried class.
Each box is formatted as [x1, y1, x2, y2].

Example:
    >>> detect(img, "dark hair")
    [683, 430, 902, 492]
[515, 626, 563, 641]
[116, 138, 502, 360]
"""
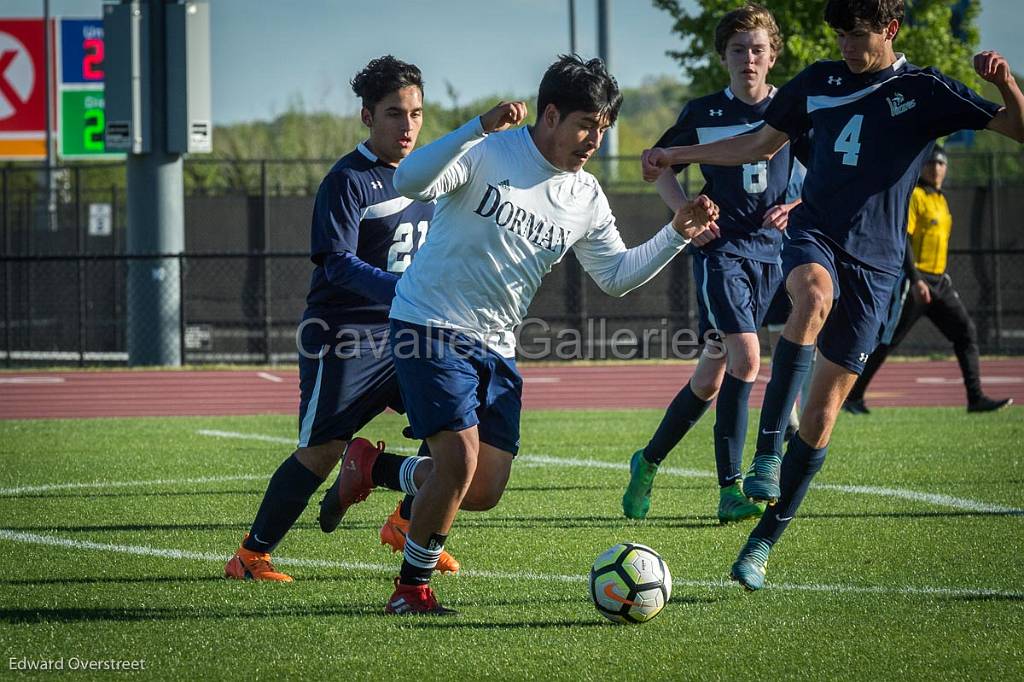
[536, 54, 623, 125]
[824, 0, 904, 32]
[714, 3, 783, 58]
[350, 55, 423, 111]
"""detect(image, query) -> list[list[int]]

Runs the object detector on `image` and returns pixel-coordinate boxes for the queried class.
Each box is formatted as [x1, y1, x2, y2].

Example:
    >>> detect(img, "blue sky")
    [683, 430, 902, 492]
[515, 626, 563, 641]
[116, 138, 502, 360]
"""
[4, 0, 1021, 124]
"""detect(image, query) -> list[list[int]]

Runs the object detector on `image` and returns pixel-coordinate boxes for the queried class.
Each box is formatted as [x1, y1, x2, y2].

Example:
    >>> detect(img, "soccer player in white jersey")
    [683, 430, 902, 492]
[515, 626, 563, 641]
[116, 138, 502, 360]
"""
[643, 0, 1023, 590]
[334, 55, 719, 614]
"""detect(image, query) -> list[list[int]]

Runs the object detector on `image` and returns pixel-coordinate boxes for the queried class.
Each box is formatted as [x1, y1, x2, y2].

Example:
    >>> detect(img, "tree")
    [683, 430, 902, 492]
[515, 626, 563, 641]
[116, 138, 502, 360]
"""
[652, 0, 982, 97]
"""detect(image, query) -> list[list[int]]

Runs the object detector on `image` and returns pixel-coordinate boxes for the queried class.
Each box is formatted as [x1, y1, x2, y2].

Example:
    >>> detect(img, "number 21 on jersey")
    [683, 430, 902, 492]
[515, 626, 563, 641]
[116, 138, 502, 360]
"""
[387, 221, 429, 273]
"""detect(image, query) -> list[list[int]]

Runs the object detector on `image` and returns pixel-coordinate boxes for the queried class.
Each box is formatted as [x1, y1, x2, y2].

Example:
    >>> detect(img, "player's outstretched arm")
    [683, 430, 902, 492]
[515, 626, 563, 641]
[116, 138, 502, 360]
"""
[641, 125, 789, 182]
[573, 196, 719, 298]
[977, 51, 1024, 143]
[394, 101, 527, 201]
[654, 168, 690, 212]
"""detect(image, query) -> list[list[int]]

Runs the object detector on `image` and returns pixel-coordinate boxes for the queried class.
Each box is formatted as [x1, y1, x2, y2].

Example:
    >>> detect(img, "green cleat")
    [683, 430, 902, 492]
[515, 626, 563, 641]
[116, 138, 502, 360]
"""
[730, 536, 773, 591]
[622, 450, 658, 519]
[742, 454, 782, 505]
[717, 482, 765, 524]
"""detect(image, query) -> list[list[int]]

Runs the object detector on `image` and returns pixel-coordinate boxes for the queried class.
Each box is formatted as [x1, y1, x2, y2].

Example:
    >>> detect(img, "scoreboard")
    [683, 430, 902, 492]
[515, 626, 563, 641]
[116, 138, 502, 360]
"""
[58, 17, 120, 159]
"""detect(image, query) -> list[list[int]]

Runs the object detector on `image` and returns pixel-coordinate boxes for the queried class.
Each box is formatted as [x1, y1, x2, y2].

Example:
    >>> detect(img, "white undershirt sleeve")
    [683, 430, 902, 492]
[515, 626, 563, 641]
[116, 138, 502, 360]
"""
[393, 117, 488, 201]
[573, 192, 688, 297]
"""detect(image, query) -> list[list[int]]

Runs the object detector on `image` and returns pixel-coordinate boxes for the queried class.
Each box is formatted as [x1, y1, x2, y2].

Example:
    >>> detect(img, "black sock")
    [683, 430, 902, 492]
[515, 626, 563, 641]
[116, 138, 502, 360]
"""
[371, 452, 407, 490]
[644, 381, 712, 464]
[244, 454, 322, 553]
[751, 435, 828, 544]
[713, 374, 754, 487]
[399, 494, 415, 520]
[755, 338, 815, 458]
[399, 532, 446, 586]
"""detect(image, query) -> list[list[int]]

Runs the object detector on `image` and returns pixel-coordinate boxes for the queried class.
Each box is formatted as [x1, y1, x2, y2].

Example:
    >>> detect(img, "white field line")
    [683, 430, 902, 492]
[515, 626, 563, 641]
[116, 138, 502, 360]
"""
[256, 372, 284, 383]
[0, 528, 1020, 599]
[197, 429, 1023, 515]
[0, 474, 266, 497]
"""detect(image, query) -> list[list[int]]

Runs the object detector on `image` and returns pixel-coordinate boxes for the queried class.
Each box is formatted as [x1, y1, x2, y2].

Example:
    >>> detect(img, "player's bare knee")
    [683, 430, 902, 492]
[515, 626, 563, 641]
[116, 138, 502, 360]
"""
[433, 451, 478, 495]
[800, 406, 837, 445]
[728, 353, 759, 382]
[293, 442, 343, 479]
[797, 286, 831, 318]
[691, 376, 721, 400]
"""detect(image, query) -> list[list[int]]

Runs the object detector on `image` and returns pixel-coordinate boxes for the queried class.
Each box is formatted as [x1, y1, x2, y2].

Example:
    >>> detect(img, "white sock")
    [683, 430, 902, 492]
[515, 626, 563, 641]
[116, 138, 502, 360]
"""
[399, 456, 427, 496]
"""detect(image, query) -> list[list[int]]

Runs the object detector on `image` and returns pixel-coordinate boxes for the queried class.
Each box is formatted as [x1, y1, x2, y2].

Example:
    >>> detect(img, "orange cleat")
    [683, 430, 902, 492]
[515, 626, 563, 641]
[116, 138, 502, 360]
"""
[224, 536, 293, 582]
[385, 578, 457, 615]
[318, 437, 382, 533]
[379, 501, 461, 574]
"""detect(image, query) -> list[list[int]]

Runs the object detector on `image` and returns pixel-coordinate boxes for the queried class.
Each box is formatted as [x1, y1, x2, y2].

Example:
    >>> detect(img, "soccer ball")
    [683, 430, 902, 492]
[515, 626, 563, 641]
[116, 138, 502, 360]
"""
[590, 542, 672, 624]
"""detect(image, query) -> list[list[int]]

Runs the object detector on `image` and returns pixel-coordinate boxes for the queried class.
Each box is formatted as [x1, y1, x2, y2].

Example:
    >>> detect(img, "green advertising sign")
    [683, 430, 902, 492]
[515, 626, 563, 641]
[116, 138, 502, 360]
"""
[60, 89, 122, 159]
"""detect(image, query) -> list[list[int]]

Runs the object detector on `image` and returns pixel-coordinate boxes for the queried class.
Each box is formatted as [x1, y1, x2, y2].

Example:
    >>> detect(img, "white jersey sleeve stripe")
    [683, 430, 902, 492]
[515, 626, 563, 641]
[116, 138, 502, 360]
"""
[360, 195, 414, 221]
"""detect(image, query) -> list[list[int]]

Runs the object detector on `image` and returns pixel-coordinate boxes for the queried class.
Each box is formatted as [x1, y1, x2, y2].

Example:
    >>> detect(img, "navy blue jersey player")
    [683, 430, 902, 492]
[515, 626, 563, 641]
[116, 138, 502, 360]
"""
[225, 56, 459, 581]
[643, 0, 1024, 590]
[623, 4, 800, 525]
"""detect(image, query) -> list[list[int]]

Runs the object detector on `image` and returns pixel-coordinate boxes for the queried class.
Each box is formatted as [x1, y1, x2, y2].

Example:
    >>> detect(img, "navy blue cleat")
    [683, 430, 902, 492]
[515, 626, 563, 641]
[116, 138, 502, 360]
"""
[730, 536, 773, 591]
[742, 454, 782, 505]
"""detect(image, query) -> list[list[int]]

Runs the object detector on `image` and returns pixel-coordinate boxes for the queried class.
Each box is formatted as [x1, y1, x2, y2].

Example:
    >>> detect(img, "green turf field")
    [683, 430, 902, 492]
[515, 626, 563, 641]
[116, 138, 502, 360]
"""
[1, 408, 1022, 679]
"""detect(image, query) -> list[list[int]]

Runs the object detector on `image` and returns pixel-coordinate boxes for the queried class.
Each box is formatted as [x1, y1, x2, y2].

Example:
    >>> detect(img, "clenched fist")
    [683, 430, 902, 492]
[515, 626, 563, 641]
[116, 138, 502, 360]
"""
[671, 195, 721, 245]
[641, 147, 671, 183]
[974, 51, 1013, 86]
[480, 101, 529, 134]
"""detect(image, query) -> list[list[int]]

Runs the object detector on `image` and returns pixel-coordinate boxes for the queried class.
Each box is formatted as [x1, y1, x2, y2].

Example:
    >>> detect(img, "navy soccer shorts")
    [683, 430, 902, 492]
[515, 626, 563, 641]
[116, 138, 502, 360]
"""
[692, 250, 783, 339]
[761, 278, 792, 329]
[296, 321, 403, 448]
[781, 230, 898, 374]
[389, 319, 522, 456]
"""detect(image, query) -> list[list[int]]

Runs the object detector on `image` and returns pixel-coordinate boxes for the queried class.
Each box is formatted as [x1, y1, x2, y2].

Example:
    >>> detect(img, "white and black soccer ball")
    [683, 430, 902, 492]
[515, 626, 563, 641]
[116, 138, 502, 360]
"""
[590, 542, 672, 624]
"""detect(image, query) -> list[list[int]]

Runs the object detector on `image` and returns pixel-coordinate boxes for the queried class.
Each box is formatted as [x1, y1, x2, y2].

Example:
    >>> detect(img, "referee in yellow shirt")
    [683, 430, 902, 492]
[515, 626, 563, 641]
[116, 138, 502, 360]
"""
[844, 145, 1012, 414]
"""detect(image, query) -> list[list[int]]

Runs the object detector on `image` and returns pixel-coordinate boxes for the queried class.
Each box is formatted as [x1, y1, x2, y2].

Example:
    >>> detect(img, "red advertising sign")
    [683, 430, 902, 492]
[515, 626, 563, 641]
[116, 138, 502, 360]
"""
[0, 18, 48, 158]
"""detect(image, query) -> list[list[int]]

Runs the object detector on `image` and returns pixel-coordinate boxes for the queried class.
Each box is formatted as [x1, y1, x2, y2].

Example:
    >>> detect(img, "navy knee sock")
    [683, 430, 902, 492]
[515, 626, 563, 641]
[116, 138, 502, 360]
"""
[751, 435, 828, 545]
[643, 382, 712, 465]
[713, 373, 754, 487]
[755, 338, 815, 458]
[244, 454, 323, 553]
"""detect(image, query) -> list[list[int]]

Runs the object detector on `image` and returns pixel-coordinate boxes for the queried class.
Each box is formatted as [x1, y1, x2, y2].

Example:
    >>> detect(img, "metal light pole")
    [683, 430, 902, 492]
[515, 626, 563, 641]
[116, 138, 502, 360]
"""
[42, 0, 57, 232]
[568, 0, 577, 55]
[597, 0, 618, 181]
[124, 0, 184, 365]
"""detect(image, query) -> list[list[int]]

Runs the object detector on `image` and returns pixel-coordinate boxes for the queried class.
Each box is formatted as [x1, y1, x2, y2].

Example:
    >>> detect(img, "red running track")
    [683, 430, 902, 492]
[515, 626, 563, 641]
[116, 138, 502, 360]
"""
[0, 360, 1021, 420]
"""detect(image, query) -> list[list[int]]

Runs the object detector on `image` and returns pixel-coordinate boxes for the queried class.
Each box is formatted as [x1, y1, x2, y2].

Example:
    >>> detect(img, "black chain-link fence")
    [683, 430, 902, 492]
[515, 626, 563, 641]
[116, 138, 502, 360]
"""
[2, 152, 1023, 366]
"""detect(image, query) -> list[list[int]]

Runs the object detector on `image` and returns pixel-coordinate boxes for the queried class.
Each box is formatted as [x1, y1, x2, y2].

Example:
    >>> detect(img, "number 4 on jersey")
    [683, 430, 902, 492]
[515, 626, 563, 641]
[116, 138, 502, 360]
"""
[834, 114, 864, 167]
